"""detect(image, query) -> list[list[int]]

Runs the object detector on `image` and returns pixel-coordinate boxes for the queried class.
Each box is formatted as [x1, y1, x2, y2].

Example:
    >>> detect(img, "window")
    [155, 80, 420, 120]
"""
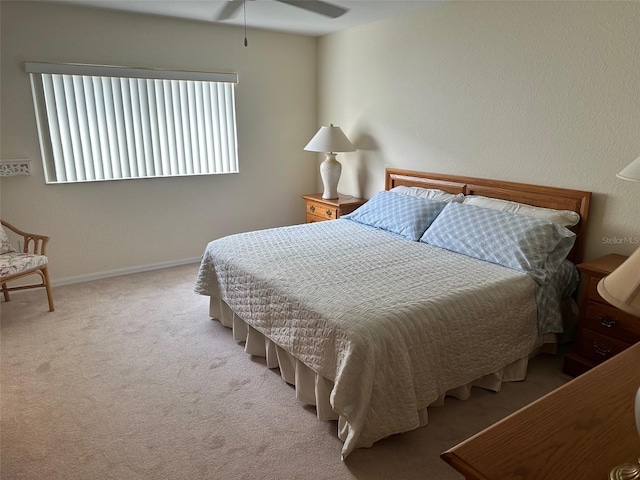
[26, 62, 239, 184]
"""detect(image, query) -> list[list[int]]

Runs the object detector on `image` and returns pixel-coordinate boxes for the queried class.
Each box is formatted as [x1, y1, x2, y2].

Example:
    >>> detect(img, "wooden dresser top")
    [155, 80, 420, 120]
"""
[442, 342, 640, 479]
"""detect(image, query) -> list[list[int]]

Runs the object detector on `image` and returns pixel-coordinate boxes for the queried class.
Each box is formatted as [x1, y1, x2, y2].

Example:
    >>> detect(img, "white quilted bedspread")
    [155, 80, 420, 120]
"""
[195, 219, 540, 458]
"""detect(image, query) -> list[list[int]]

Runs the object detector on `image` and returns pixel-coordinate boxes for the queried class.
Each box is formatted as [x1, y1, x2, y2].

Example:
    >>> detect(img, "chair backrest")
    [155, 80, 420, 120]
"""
[0, 219, 49, 256]
[0, 223, 16, 254]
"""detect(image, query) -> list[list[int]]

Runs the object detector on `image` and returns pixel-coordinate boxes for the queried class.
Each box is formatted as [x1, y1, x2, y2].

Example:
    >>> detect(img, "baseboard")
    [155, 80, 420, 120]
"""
[52, 257, 202, 287]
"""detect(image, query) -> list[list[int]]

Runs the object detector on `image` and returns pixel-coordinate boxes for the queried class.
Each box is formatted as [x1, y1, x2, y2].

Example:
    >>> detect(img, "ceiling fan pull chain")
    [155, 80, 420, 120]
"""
[243, 0, 248, 47]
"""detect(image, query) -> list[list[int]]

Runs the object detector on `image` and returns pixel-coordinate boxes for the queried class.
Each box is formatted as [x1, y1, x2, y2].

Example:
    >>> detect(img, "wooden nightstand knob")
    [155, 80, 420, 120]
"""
[598, 315, 617, 328]
[325, 209, 333, 218]
[309, 205, 316, 213]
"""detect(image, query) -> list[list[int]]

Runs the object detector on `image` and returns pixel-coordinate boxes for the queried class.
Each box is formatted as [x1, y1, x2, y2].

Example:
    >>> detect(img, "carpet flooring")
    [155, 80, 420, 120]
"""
[1, 264, 572, 479]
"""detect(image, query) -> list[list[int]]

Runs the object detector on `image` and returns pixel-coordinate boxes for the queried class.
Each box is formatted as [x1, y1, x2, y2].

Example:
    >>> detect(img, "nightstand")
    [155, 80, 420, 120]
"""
[563, 253, 640, 376]
[301, 193, 366, 223]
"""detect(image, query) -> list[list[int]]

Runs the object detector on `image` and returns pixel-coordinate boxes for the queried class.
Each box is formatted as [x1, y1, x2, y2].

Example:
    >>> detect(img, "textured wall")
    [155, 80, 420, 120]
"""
[318, 1, 640, 260]
[0, 1, 318, 283]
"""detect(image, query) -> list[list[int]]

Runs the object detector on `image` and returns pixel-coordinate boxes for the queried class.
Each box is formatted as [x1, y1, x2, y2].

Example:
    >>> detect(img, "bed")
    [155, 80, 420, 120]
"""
[195, 168, 591, 459]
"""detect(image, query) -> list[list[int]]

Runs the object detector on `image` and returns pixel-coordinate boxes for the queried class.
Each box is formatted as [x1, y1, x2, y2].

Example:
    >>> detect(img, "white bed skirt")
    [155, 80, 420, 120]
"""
[209, 297, 557, 447]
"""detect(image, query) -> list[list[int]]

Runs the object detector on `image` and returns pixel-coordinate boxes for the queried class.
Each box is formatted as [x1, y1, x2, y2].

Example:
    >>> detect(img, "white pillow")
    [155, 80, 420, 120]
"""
[462, 195, 580, 227]
[391, 186, 464, 203]
[0, 225, 16, 254]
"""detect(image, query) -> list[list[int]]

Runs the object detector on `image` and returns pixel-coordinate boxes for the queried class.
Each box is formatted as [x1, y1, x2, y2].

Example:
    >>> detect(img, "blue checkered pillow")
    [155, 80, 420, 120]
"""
[420, 202, 576, 284]
[343, 190, 446, 241]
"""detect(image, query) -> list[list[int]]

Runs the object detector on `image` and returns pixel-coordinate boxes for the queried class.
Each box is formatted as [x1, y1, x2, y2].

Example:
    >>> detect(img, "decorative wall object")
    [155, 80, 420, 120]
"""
[0, 160, 31, 177]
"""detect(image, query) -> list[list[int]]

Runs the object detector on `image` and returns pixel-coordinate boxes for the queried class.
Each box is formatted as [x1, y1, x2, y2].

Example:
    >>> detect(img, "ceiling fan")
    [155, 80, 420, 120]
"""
[215, 0, 349, 21]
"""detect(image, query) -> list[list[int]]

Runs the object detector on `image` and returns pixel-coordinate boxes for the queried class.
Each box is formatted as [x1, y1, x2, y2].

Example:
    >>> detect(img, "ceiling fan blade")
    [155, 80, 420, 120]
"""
[275, 0, 348, 19]
[215, 1, 244, 21]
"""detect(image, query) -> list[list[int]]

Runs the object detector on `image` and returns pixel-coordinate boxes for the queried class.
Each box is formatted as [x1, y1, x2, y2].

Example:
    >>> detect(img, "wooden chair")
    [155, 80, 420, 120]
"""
[0, 220, 54, 311]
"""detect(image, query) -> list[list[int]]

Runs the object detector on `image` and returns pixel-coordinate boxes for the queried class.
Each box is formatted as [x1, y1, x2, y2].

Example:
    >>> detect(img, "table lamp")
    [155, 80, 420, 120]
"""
[304, 124, 356, 199]
[597, 155, 640, 480]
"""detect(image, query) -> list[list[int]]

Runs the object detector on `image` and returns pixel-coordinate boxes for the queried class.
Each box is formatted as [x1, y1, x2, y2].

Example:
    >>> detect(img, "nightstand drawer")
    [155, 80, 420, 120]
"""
[306, 201, 338, 220]
[575, 329, 630, 364]
[583, 301, 640, 343]
[306, 213, 328, 223]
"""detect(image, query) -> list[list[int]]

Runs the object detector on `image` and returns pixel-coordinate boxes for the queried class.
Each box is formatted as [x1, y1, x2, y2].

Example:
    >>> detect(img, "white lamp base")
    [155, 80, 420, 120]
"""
[637, 386, 640, 437]
[609, 460, 640, 480]
[609, 387, 640, 479]
[320, 153, 342, 200]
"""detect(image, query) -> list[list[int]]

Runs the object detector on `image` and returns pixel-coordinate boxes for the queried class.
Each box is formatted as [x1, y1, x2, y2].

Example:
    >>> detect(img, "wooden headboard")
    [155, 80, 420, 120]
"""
[385, 168, 592, 264]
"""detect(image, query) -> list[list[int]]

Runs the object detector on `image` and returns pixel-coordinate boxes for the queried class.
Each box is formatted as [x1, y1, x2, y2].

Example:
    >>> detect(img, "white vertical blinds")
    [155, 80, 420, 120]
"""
[26, 63, 239, 183]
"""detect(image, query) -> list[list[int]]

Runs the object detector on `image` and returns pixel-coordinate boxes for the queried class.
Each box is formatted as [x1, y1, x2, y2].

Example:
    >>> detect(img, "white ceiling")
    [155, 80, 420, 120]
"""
[39, 0, 442, 36]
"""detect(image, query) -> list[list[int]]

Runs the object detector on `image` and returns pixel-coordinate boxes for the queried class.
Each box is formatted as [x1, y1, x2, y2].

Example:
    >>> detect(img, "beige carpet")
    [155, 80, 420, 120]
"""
[1, 264, 572, 480]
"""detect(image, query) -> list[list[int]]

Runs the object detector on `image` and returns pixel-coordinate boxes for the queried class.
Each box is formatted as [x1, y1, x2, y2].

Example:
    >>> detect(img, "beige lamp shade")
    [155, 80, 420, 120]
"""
[304, 124, 356, 154]
[617, 156, 640, 182]
[597, 247, 640, 317]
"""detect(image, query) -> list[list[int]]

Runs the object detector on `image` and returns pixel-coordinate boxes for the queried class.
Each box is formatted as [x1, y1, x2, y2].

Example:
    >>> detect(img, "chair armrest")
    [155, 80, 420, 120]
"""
[0, 220, 50, 255]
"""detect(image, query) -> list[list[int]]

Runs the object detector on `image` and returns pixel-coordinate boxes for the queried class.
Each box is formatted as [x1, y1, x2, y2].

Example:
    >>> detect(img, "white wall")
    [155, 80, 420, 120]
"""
[0, 1, 318, 283]
[3, 1, 638, 285]
[318, 1, 640, 260]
